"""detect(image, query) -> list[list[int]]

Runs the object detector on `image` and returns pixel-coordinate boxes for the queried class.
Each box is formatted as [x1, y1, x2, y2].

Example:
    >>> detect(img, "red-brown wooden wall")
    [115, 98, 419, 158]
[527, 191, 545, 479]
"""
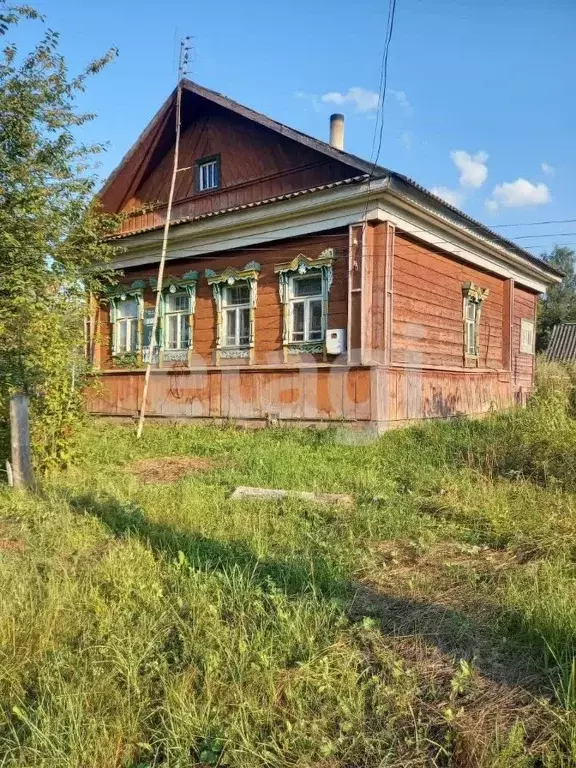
[116, 100, 360, 235]
[96, 230, 349, 369]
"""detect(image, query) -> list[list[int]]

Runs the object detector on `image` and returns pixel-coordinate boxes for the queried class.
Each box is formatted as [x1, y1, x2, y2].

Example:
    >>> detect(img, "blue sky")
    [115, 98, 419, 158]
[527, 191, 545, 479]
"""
[13, 0, 576, 256]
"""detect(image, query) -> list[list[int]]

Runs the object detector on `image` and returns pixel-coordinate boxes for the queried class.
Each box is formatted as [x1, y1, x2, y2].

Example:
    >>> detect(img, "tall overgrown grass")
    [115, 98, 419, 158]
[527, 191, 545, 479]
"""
[1, 361, 576, 766]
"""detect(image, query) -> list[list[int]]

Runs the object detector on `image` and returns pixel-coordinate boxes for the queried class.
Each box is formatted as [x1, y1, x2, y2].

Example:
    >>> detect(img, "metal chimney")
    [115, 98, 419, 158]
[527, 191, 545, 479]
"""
[329, 113, 344, 150]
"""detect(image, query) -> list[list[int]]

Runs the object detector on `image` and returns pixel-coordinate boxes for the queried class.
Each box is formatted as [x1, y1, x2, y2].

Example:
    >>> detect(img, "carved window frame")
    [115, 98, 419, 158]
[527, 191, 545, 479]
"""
[462, 281, 489, 361]
[205, 262, 261, 363]
[275, 249, 335, 358]
[149, 271, 198, 366]
[108, 280, 146, 359]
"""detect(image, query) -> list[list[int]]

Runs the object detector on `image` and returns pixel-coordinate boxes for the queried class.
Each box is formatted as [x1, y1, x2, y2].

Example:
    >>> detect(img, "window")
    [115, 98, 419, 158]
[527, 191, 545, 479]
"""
[462, 282, 488, 359]
[115, 297, 139, 353]
[196, 156, 220, 192]
[275, 250, 335, 355]
[223, 283, 250, 347]
[520, 319, 535, 354]
[164, 291, 191, 350]
[464, 299, 480, 356]
[289, 274, 324, 343]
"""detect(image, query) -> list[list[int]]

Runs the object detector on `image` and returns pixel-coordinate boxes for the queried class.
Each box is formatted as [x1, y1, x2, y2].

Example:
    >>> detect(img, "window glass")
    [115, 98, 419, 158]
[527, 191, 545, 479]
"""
[309, 299, 323, 339]
[465, 299, 479, 355]
[294, 275, 322, 297]
[225, 284, 250, 306]
[239, 307, 250, 346]
[225, 308, 237, 346]
[117, 298, 137, 319]
[291, 302, 305, 341]
[166, 292, 189, 313]
[198, 159, 219, 191]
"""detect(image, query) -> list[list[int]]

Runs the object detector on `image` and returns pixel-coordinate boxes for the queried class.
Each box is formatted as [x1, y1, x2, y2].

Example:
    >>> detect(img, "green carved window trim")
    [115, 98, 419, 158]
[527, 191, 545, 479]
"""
[462, 281, 489, 360]
[106, 280, 146, 358]
[149, 272, 198, 358]
[205, 262, 261, 362]
[274, 249, 335, 355]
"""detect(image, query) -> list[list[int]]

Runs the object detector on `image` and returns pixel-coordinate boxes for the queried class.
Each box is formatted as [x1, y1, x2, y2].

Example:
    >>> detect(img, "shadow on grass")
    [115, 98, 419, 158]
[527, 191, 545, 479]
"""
[70, 491, 563, 699]
[69, 492, 346, 600]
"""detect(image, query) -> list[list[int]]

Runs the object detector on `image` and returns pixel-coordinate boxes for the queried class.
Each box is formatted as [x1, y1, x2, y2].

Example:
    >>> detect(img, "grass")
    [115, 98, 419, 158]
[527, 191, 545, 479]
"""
[1, 362, 576, 766]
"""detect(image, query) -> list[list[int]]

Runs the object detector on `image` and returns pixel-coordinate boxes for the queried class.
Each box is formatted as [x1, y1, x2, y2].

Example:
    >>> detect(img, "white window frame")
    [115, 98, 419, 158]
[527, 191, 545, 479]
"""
[163, 291, 191, 350]
[114, 296, 140, 354]
[222, 282, 251, 349]
[197, 157, 219, 192]
[288, 274, 325, 343]
[464, 297, 480, 357]
[520, 318, 535, 354]
[462, 282, 489, 360]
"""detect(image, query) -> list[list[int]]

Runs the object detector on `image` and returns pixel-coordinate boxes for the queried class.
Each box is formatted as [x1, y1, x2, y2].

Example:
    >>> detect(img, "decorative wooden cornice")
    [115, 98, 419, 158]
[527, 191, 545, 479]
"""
[105, 279, 146, 301]
[274, 248, 335, 275]
[205, 261, 261, 285]
[463, 281, 489, 303]
[149, 270, 199, 292]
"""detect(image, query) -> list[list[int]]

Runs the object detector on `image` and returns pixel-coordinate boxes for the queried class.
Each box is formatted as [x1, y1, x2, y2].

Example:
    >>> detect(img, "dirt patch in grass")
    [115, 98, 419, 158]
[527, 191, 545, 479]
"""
[0, 520, 26, 554]
[350, 539, 559, 764]
[127, 456, 218, 484]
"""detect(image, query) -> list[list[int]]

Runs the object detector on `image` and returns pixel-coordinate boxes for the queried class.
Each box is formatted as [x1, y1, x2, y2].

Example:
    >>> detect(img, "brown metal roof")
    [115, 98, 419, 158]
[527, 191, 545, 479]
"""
[547, 324, 576, 362]
[105, 175, 369, 241]
[100, 79, 562, 282]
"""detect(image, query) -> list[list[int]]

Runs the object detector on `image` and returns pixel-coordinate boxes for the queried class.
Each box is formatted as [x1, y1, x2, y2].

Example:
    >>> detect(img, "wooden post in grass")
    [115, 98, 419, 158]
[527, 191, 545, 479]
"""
[9, 393, 33, 489]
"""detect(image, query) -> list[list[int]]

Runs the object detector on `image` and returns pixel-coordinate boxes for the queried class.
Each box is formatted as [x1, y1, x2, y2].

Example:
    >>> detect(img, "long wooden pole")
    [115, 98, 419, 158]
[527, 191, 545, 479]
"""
[10, 393, 34, 489]
[136, 44, 187, 439]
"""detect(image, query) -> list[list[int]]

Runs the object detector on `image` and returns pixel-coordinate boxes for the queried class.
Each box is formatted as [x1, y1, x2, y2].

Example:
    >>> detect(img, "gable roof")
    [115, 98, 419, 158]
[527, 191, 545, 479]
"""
[547, 323, 576, 362]
[99, 79, 562, 282]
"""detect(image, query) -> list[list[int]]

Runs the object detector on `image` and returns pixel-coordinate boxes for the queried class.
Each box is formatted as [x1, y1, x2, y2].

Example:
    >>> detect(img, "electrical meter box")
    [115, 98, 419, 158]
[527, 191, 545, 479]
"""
[325, 328, 346, 355]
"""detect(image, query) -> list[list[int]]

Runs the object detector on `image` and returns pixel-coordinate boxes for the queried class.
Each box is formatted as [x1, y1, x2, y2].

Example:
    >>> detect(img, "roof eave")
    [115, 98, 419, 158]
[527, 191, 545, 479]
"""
[387, 175, 563, 284]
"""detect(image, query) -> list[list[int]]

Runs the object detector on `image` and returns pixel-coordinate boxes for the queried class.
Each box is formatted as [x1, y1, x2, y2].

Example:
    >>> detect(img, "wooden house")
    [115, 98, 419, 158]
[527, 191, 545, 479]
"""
[88, 80, 561, 430]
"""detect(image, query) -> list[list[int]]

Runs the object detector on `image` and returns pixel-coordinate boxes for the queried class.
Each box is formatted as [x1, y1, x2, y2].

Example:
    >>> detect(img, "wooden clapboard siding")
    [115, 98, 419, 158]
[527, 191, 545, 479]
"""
[392, 234, 505, 369]
[88, 365, 372, 423]
[118, 102, 358, 235]
[512, 285, 537, 392]
[96, 230, 349, 367]
[384, 367, 512, 422]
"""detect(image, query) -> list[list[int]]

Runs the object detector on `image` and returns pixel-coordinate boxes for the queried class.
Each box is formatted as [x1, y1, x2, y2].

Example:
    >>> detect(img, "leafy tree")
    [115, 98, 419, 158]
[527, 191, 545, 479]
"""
[0, 4, 119, 469]
[537, 246, 576, 352]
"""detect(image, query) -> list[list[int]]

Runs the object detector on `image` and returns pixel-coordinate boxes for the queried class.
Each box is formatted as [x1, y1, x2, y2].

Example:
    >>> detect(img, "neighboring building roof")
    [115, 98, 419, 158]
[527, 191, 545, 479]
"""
[546, 323, 576, 362]
[99, 79, 563, 282]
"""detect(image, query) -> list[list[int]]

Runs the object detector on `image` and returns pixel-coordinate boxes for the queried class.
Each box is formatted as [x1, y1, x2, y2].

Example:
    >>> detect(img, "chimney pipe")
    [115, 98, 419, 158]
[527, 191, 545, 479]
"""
[329, 113, 344, 150]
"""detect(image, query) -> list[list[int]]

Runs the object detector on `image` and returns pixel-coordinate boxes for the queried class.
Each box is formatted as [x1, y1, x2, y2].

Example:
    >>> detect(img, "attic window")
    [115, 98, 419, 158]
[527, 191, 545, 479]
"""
[196, 155, 220, 192]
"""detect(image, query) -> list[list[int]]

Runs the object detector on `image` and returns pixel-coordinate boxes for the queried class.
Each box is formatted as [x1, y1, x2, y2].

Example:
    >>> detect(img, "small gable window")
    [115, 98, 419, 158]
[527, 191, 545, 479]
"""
[196, 156, 220, 192]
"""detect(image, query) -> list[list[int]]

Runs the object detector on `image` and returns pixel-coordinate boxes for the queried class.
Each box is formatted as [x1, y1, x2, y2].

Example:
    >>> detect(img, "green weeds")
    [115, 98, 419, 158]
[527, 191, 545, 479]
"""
[1, 362, 576, 765]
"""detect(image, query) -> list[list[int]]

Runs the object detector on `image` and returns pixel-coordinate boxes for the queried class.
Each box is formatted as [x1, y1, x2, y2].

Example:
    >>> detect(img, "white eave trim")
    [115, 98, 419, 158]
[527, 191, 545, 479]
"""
[108, 176, 558, 292]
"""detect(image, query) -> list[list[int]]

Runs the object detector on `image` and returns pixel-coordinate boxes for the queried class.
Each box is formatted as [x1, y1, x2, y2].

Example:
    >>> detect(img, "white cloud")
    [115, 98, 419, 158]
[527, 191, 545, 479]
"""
[486, 178, 550, 210]
[431, 186, 464, 207]
[450, 150, 488, 188]
[541, 162, 555, 176]
[400, 130, 413, 150]
[389, 89, 412, 114]
[321, 87, 380, 113]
